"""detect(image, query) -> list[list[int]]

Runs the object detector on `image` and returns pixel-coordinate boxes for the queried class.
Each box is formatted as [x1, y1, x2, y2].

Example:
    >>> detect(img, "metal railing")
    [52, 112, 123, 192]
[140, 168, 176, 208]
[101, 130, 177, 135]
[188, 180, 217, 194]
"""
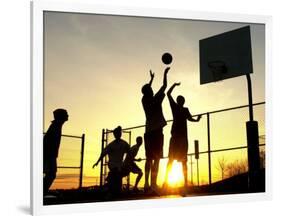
[44, 133, 85, 189]
[100, 101, 265, 187]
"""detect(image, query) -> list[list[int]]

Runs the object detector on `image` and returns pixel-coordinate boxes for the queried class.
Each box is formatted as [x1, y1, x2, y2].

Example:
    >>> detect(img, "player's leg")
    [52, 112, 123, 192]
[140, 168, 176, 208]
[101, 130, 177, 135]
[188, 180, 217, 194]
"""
[135, 171, 143, 189]
[108, 168, 122, 195]
[44, 172, 56, 193]
[131, 163, 143, 189]
[164, 136, 176, 187]
[151, 158, 160, 188]
[144, 158, 152, 189]
[44, 158, 57, 194]
[43, 159, 50, 195]
[43, 173, 52, 195]
[163, 158, 173, 187]
[144, 132, 152, 189]
[151, 129, 164, 189]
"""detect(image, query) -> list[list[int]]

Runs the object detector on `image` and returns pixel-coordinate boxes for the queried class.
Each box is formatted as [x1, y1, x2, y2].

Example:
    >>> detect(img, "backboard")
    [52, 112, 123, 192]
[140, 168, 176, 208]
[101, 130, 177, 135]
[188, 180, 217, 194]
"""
[199, 26, 253, 84]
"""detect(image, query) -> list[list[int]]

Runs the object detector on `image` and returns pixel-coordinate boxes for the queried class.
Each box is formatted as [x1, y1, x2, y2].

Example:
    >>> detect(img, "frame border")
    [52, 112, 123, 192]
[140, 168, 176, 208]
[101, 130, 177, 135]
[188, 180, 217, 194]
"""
[31, 0, 272, 215]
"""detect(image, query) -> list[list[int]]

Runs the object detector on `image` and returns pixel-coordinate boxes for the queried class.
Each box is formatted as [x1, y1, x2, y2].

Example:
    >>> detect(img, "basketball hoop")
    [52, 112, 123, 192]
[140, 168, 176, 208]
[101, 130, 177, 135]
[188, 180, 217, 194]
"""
[208, 60, 227, 82]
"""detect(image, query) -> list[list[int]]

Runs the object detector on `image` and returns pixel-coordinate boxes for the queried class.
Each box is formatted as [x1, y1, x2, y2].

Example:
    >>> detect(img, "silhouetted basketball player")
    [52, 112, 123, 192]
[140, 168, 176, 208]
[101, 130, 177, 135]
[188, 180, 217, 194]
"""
[93, 126, 130, 195]
[141, 67, 169, 190]
[122, 136, 143, 191]
[163, 83, 201, 189]
[43, 109, 68, 195]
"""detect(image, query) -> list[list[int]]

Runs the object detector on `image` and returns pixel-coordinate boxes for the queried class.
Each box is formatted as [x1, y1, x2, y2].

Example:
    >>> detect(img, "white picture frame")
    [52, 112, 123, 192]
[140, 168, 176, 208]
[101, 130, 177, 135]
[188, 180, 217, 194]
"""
[31, 0, 272, 215]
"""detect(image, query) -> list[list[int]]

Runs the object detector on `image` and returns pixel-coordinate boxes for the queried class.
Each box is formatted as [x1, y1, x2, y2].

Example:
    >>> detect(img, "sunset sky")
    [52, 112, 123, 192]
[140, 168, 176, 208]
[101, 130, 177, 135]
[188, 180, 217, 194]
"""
[43, 11, 265, 189]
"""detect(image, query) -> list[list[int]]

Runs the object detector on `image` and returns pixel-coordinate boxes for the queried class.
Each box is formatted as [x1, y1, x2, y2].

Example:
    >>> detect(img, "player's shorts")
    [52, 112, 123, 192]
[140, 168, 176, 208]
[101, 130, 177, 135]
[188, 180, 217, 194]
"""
[144, 129, 164, 160]
[122, 162, 142, 176]
[168, 135, 188, 161]
[106, 168, 122, 194]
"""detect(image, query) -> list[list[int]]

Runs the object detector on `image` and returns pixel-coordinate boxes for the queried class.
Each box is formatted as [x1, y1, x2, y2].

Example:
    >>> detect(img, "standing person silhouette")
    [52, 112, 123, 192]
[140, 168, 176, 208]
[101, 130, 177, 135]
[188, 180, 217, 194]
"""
[163, 83, 201, 189]
[141, 67, 170, 191]
[121, 136, 143, 191]
[93, 126, 130, 195]
[43, 109, 68, 195]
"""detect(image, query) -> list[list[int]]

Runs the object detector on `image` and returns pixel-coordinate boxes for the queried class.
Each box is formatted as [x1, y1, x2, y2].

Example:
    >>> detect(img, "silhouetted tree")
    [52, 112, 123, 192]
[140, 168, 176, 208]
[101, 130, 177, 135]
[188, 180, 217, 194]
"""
[226, 159, 248, 177]
[216, 156, 227, 180]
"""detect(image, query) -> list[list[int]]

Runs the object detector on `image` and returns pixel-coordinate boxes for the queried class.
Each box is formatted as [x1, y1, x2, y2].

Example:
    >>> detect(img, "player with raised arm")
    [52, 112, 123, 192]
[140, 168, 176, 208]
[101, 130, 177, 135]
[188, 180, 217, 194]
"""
[141, 67, 169, 191]
[163, 82, 201, 190]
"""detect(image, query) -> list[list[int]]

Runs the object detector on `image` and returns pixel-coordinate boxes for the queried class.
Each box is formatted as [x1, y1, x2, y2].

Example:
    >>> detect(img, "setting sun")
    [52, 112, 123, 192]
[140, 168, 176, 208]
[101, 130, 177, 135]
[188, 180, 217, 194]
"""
[167, 161, 184, 187]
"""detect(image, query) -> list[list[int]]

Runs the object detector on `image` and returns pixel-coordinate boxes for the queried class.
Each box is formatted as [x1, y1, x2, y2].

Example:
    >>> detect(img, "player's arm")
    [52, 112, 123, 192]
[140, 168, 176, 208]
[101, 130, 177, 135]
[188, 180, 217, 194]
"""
[132, 146, 142, 162]
[93, 148, 107, 168]
[160, 67, 170, 92]
[157, 67, 170, 94]
[167, 82, 180, 107]
[148, 70, 154, 86]
[187, 109, 202, 122]
[167, 82, 180, 96]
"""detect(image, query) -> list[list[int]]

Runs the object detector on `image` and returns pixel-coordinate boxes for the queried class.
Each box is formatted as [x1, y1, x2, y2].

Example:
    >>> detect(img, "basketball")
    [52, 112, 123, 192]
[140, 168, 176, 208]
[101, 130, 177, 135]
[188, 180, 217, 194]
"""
[162, 52, 173, 65]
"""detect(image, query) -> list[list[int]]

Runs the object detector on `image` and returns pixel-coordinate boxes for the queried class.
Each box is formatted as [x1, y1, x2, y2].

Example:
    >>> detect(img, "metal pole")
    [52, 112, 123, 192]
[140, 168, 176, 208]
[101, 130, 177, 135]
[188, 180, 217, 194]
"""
[190, 155, 193, 185]
[194, 140, 199, 186]
[207, 113, 212, 185]
[79, 134, 85, 189]
[246, 74, 260, 191]
[104, 130, 109, 186]
[127, 131, 132, 190]
[197, 159, 199, 186]
[100, 129, 105, 187]
[246, 74, 254, 121]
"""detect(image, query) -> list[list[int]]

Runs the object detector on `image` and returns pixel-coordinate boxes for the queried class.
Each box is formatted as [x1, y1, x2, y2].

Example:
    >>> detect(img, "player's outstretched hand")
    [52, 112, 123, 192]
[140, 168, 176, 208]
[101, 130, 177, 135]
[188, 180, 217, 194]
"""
[150, 70, 154, 79]
[92, 162, 98, 169]
[164, 67, 170, 74]
[174, 82, 181, 86]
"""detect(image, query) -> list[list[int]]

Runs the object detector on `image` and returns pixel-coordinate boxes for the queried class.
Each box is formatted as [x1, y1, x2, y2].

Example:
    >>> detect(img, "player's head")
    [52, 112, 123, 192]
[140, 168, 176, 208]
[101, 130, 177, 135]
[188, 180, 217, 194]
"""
[176, 95, 185, 107]
[53, 109, 68, 122]
[113, 126, 122, 139]
[136, 136, 143, 146]
[141, 84, 153, 97]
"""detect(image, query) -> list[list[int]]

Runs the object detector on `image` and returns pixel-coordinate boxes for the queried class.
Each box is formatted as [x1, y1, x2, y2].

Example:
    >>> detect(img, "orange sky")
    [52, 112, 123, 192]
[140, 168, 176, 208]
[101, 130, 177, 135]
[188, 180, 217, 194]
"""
[44, 12, 265, 190]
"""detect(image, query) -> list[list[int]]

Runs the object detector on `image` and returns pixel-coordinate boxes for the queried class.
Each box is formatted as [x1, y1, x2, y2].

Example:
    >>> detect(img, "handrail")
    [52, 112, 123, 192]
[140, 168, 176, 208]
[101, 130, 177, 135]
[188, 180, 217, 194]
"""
[43, 133, 83, 139]
[136, 143, 265, 161]
[116, 102, 265, 131]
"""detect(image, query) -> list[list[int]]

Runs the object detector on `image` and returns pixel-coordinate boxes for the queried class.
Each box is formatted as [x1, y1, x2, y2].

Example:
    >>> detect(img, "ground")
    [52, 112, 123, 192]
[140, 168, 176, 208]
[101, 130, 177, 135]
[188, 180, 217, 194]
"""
[44, 169, 265, 205]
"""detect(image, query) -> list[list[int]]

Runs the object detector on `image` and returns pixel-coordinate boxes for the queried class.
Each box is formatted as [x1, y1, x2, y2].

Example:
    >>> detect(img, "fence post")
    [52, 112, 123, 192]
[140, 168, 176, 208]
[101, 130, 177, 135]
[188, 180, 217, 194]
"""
[207, 113, 212, 185]
[195, 140, 199, 186]
[100, 129, 105, 186]
[127, 131, 132, 190]
[246, 74, 260, 191]
[190, 155, 193, 185]
[79, 134, 85, 189]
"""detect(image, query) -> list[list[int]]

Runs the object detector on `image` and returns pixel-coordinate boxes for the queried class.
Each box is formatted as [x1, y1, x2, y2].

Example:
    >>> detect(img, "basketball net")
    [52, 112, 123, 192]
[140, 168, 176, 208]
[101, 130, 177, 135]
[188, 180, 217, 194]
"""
[208, 60, 228, 82]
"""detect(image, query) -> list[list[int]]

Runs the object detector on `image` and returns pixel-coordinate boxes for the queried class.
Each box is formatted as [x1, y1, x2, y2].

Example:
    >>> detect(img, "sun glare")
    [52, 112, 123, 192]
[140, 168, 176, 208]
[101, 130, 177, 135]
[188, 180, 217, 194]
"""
[167, 161, 184, 187]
